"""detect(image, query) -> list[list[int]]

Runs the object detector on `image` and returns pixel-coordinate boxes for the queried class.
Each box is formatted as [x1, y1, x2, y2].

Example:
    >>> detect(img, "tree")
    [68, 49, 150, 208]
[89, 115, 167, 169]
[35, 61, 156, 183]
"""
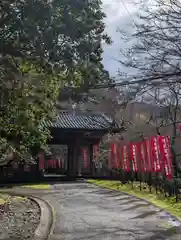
[117, 0, 181, 173]
[144, 83, 181, 174]
[0, 0, 110, 164]
[118, 0, 181, 84]
[0, 0, 110, 83]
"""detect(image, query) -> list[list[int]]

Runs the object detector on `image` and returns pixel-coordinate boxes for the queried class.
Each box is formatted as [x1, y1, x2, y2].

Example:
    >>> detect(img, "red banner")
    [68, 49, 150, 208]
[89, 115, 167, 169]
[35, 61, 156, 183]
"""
[57, 159, 61, 168]
[111, 144, 116, 168]
[139, 141, 147, 172]
[150, 136, 161, 172]
[61, 158, 64, 169]
[165, 136, 173, 179]
[114, 143, 121, 169]
[47, 159, 50, 168]
[121, 144, 130, 172]
[158, 136, 173, 179]
[108, 144, 113, 169]
[38, 152, 45, 170]
[108, 143, 118, 169]
[130, 143, 139, 172]
[49, 159, 53, 168]
[50, 160, 52, 168]
[145, 139, 153, 172]
[53, 159, 56, 168]
[82, 148, 88, 168]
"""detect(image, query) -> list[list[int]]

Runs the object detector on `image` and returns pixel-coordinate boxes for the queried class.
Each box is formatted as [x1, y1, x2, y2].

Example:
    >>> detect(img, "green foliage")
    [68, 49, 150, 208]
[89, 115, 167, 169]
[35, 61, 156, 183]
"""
[0, 59, 61, 164]
[89, 180, 181, 220]
[0, 0, 110, 76]
[0, 0, 110, 164]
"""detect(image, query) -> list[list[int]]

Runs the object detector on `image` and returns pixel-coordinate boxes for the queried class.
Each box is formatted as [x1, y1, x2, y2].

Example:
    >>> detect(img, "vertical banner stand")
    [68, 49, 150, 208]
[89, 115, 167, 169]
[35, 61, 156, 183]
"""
[148, 172, 152, 193]
[139, 177, 142, 191]
[131, 171, 134, 189]
[156, 172, 158, 194]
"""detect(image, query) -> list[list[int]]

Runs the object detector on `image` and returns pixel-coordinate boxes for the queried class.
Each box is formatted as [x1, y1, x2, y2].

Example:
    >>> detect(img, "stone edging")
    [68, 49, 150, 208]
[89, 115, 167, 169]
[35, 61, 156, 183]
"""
[0, 191, 54, 240]
[88, 181, 181, 227]
[32, 196, 54, 240]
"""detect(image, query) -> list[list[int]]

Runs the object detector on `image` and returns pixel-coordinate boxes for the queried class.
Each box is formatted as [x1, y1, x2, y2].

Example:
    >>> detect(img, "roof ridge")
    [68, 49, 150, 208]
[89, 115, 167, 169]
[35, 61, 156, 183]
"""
[41, 110, 121, 130]
[57, 109, 109, 118]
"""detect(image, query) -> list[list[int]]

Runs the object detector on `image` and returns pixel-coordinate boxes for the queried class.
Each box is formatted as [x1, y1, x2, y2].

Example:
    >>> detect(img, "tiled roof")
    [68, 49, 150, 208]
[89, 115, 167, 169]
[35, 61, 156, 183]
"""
[42, 111, 120, 130]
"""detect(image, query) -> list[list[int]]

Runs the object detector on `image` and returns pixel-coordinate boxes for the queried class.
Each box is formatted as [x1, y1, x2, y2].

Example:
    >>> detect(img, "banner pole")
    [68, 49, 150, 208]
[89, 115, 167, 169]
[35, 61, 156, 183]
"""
[156, 131, 161, 194]
[131, 170, 134, 189]
[155, 172, 158, 194]
[148, 172, 152, 193]
[171, 136, 178, 202]
[139, 177, 142, 191]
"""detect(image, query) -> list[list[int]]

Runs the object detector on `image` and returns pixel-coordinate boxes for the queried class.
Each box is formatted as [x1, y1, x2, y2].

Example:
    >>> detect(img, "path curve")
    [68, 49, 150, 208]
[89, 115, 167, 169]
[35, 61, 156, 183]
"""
[0, 189, 54, 240]
[2, 182, 181, 240]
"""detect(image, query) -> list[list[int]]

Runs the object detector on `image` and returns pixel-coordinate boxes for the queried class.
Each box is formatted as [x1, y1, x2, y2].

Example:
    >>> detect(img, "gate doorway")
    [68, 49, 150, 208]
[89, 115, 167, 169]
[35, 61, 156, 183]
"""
[44, 145, 68, 176]
[77, 146, 91, 177]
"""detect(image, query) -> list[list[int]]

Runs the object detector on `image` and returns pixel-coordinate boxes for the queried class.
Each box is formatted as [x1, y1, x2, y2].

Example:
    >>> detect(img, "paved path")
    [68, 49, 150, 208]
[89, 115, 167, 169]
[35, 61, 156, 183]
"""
[3, 182, 181, 239]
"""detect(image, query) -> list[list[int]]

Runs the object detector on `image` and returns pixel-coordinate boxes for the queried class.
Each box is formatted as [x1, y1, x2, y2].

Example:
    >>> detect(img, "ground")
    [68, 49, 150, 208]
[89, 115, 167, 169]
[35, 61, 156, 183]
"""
[0, 195, 40, 240]
[3, 181, 181, 240]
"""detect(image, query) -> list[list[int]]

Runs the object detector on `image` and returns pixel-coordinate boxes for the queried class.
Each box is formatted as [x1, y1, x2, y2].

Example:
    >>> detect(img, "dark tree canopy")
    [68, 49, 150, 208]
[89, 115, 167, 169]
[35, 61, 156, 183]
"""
[0, 0, 110, 164]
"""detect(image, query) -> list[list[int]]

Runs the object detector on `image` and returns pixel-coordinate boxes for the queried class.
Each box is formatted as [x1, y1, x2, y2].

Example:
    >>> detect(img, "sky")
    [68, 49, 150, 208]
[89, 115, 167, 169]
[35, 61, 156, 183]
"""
[102, 0, 137, 78]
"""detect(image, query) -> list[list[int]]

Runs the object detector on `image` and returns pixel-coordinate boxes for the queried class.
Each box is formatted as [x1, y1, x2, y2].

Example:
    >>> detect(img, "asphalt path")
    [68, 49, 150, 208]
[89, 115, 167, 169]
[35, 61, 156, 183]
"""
[44, 182, 181, 240]
[3, 182, 181, 240]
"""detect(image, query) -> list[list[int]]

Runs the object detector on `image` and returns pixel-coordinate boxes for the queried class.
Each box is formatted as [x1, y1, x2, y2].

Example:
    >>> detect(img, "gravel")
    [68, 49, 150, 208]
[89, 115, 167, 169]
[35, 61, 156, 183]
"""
[0, 196, 40, 240]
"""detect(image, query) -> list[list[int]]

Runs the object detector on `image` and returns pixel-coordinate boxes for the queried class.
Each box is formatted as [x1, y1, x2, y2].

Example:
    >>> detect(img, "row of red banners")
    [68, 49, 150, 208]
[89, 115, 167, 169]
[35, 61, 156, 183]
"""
[38, 148, 89, 170]
[38, 152, 65, 170]
[93, 135, 173, 179]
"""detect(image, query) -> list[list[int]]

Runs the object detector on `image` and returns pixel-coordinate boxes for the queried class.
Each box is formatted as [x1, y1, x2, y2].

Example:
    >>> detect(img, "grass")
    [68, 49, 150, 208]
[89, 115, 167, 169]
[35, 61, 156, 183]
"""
[0, 194, 9, 205]
[22, 184, 50, 190]
[0, 194, 25, 205]
[88, 179, 181, 221]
